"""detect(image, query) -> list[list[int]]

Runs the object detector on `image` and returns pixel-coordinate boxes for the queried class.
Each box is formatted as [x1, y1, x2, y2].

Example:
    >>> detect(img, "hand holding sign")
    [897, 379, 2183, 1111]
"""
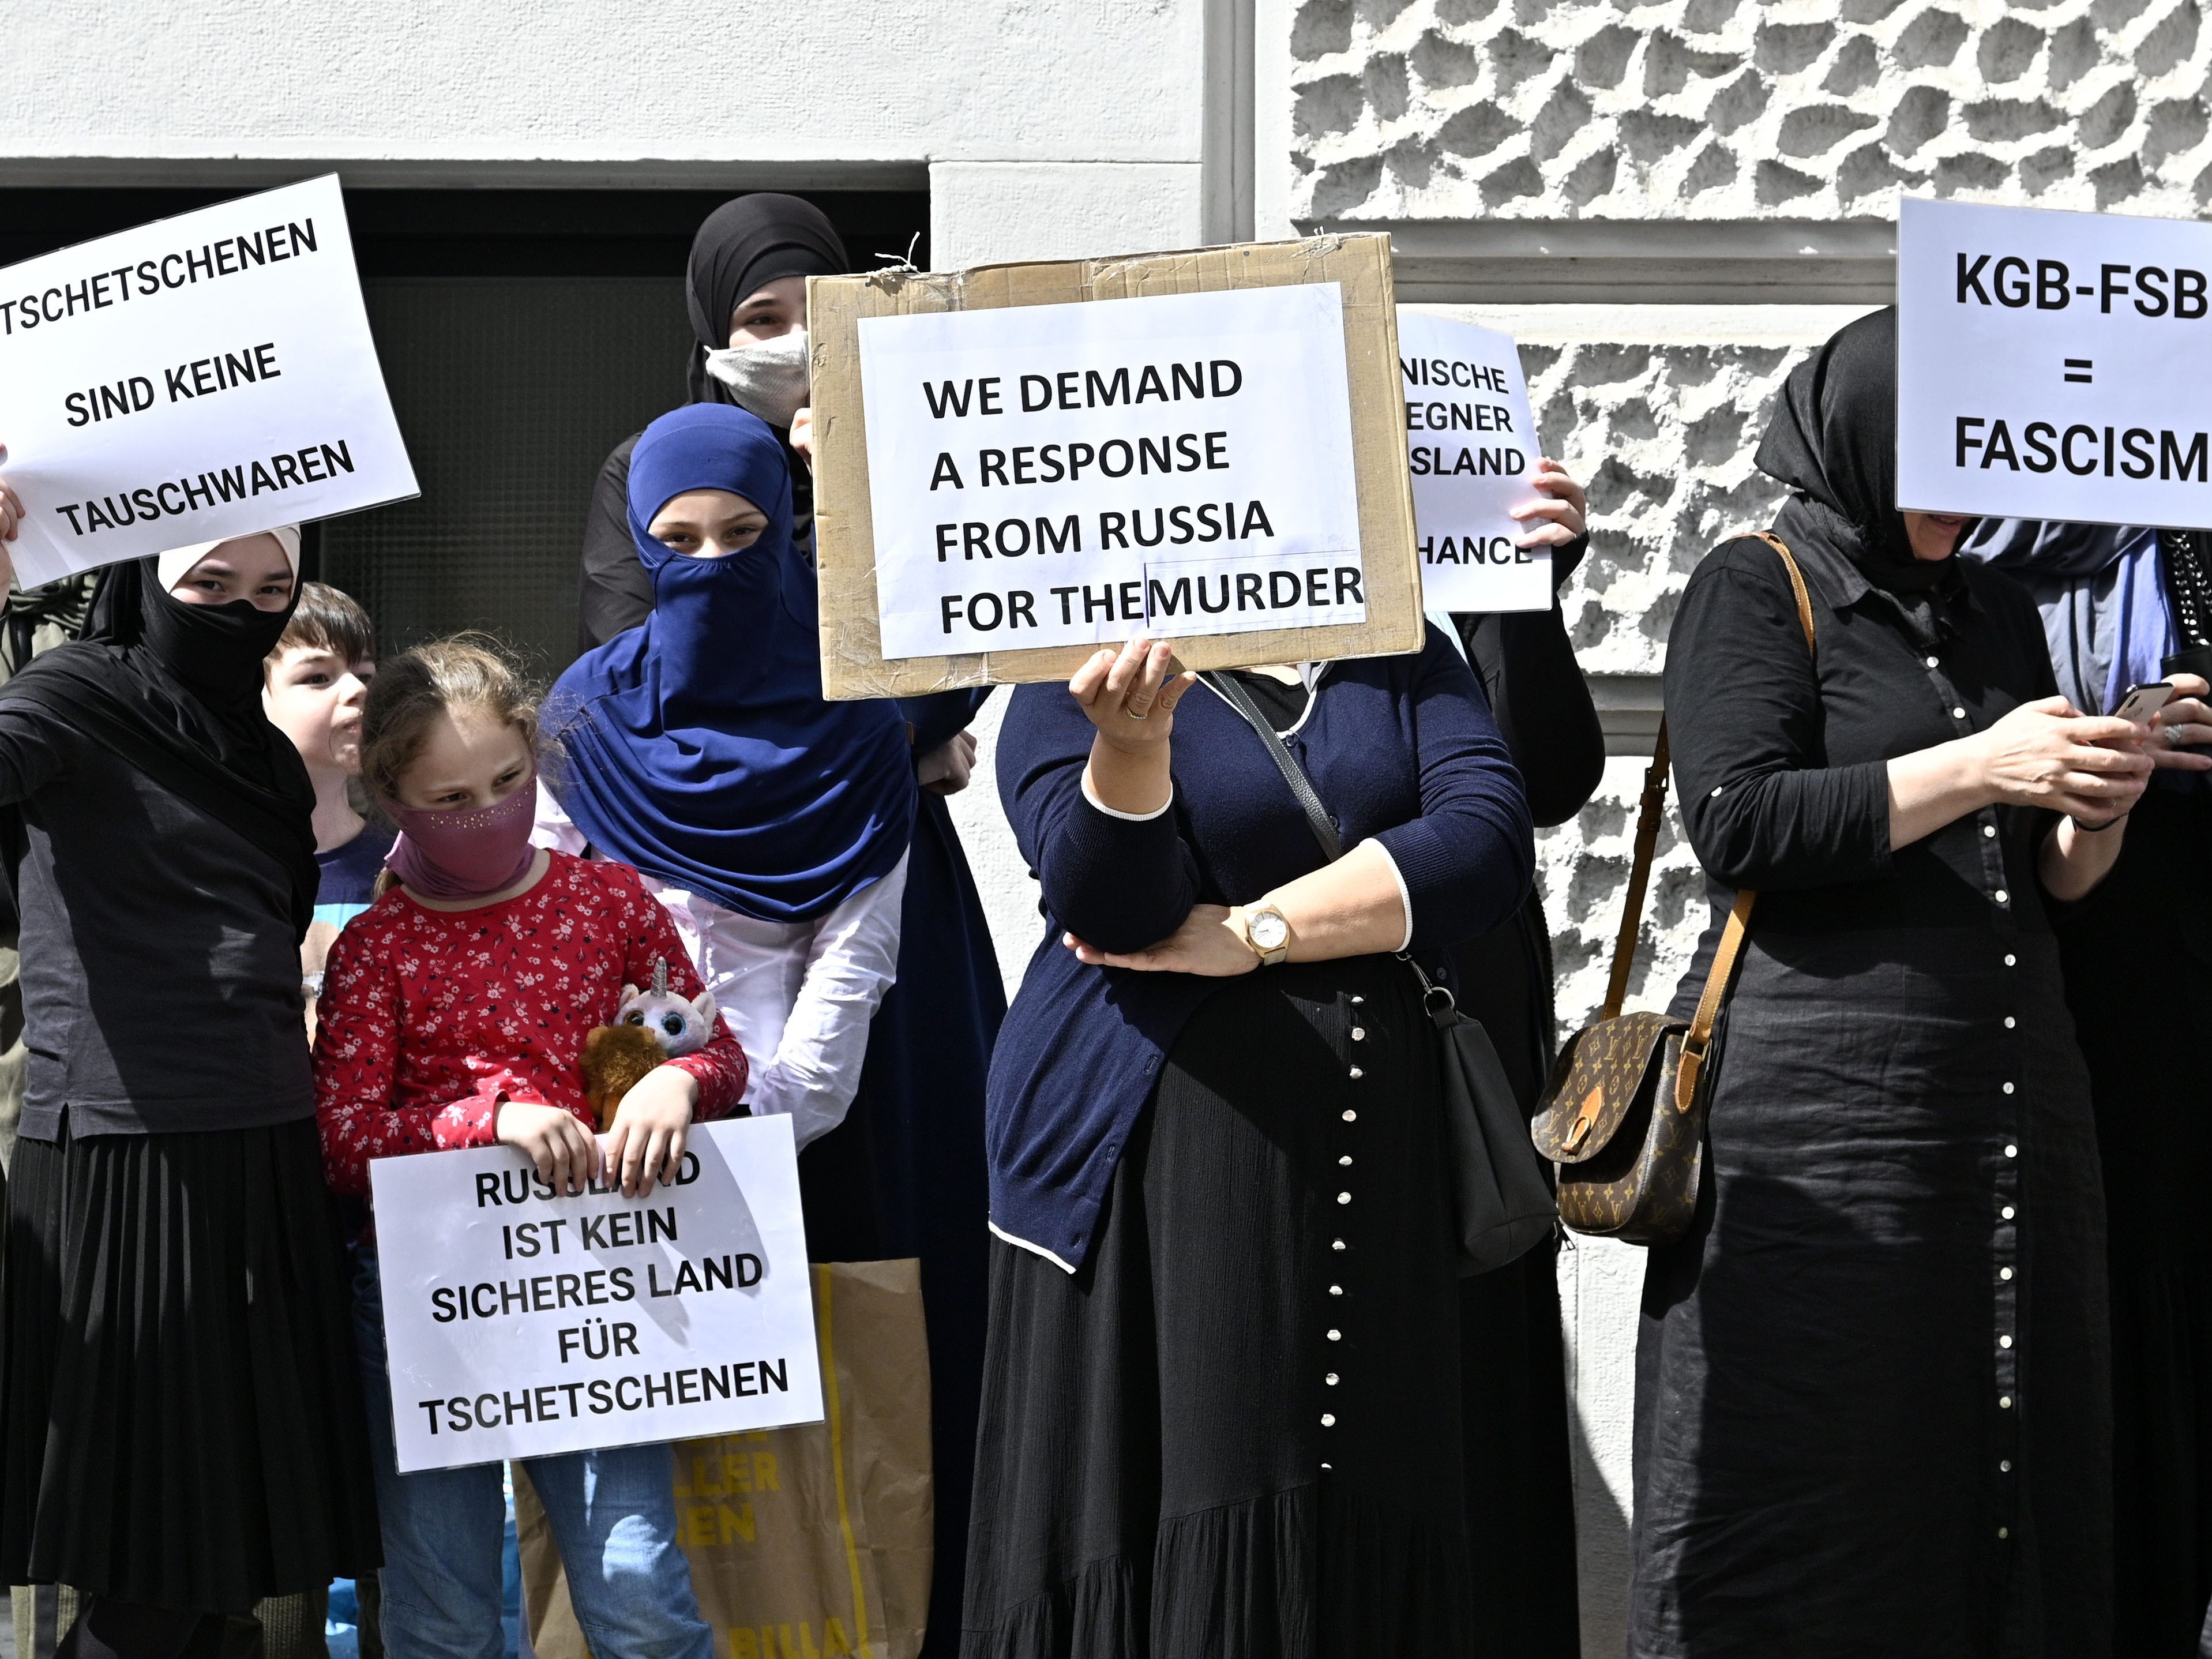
[1396, 312, 1557, 613]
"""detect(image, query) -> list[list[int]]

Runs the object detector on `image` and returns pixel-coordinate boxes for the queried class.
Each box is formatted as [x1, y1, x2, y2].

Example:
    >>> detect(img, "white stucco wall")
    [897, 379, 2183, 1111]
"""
[12, 4, 2184, 1653]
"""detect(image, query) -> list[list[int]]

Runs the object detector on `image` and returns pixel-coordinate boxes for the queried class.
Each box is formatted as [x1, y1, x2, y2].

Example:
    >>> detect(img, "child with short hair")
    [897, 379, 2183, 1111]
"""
[313, 635, 743, 1659]
[262, 580, 380, 1035]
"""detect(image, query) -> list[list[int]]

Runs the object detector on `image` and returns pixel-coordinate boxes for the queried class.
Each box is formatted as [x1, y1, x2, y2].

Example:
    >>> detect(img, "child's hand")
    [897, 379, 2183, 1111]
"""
[496, 1099, 599, 1195]
[606, 1065, 699, 1198]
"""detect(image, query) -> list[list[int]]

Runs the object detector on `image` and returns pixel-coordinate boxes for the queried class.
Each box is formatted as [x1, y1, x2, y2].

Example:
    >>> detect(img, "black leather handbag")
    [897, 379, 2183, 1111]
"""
[1203, 671, 1557, 1275]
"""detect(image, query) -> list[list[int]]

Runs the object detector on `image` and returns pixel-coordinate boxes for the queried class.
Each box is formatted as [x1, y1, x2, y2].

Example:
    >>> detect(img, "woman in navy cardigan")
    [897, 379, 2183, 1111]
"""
[961, 625, 1535, 1658]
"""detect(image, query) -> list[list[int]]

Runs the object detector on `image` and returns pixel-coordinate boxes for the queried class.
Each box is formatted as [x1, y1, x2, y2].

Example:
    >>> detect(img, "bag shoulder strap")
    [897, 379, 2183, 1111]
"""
[1602, 532, 1817, 1071]
[1201, 671, 1344, 862]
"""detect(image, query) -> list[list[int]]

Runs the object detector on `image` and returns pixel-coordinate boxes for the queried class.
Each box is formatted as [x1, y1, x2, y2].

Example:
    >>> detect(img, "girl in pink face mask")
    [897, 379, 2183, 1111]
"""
[310, 636, 745, 1659]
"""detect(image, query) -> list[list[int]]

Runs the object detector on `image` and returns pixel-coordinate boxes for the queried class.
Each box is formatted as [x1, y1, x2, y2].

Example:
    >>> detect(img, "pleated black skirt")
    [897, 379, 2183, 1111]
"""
[961, 955, 1474, 1658]
[0, 1117, 382, 1613]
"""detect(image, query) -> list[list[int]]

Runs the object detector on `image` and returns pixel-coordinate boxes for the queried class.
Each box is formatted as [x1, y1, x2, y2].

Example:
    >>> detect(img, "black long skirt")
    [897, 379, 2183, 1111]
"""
[1631, 927, 2110, 1658]
[0, 1117, 382, 1613]
[2050, 783, 2212, 1657]
[960, 955, 1474, 1658]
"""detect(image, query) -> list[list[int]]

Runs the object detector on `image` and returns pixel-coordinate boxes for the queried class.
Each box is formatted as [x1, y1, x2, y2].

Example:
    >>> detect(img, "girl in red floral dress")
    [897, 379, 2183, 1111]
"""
[313, 636, 745, 1659]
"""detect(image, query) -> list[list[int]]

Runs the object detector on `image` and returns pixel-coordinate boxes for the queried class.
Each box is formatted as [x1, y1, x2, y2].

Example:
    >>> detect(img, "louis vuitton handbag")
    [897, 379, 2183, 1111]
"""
[1529, 532, 1815, 1245]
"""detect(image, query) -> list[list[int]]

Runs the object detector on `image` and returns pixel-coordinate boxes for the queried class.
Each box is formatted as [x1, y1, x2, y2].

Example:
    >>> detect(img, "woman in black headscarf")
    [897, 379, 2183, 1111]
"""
[1957, 516, 2212, 1657]
[577, 192, 850, 648]
[1631, 308, 2149, 1657]
[0, 505, 379, 1657]
[572, 196, 1006, 1653]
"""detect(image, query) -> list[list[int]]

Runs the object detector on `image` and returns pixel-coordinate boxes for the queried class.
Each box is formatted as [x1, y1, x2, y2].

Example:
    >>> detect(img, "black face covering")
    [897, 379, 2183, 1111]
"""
[0, 557, 318, 937]
[682, 193, 851, 409]
[1755, 306, 1966, 597]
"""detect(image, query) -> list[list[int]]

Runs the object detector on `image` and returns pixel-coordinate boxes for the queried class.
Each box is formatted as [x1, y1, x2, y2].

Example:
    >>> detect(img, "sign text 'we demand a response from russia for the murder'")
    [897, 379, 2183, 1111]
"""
[1898, 196, 2212, 526]
[859, 284, 1367, 658]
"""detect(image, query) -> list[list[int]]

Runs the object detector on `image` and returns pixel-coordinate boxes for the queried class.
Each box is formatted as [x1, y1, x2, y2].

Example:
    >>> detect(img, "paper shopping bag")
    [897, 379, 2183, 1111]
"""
[518, 1258, 934, 1659]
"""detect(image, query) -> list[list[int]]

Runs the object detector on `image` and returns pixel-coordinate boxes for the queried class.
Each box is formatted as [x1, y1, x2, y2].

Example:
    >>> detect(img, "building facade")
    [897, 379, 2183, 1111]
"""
[11, 1, 2205, 1647]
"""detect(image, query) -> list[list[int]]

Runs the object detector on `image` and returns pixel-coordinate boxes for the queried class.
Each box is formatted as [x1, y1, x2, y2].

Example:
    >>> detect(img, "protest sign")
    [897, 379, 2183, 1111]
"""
[367, 1117, 822, 1473]
[1397, 311, 1548, 613]
[809, 235, 1423, 699]
[1898, 196, 2212, 527]
[0, 174, 416, 588]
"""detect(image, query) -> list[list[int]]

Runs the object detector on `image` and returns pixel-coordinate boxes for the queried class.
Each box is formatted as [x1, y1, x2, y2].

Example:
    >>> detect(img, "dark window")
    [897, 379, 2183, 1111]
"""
[0, 186, 929, 675]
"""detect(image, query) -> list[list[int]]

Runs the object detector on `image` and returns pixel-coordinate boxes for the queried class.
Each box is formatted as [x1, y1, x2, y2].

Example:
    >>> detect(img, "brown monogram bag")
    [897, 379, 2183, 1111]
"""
[1530, 532, 1815, 1245]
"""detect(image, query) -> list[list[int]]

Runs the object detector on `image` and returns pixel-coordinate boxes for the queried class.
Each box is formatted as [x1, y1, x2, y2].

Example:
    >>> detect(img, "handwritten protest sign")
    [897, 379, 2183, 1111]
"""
[369, 1117, 821, 1473]
[1397, 311, 1548, 613]
[1898, 196, 2212, 527]
[0, 175, 416, 588]
[809, 235, 1423, 699]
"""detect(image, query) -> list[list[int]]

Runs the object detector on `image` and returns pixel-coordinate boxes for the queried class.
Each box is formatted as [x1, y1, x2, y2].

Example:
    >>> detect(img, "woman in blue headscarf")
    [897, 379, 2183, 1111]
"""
[541, 402, 916, 1149]
[1958, 519, 2212, 1657]
[540, 402, 997, 1653]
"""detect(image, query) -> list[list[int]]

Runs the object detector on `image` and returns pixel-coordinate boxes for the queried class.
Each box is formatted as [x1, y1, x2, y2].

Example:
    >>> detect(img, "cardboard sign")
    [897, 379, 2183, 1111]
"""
[0, 175, 417, 588]
[809, 235, 1422, 699]
[1898, 196, 2212, 527]
[1397, 311, 1548, 613]
[368, 1117, 823, 1473]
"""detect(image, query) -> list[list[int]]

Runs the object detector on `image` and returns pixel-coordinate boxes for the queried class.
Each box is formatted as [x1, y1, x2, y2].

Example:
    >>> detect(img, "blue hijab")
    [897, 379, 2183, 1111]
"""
[547, 404, 915, 922]
[1956, 519, 2170, 716]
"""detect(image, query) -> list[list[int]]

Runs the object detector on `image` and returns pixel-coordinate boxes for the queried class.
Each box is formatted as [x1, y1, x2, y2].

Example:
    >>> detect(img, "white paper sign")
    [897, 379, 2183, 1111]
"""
[0, 175, 418, 588]
[1397, 311, 1549, 613]
[858, 284, 1366, 658]
[1898, 196, 2212, 526]
[368, 1117, 823, 1473]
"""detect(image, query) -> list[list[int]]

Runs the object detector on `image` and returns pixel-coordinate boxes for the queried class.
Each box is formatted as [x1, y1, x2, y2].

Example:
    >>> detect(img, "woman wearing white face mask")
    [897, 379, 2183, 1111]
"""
[577, 193, 846, 650]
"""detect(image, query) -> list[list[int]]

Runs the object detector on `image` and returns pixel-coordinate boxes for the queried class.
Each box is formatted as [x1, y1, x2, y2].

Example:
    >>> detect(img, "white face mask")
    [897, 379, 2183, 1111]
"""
[704, 329, 810, 428]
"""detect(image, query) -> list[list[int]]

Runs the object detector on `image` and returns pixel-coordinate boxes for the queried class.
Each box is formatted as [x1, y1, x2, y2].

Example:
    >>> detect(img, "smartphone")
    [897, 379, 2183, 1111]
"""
[2112, 681, 2178, 723]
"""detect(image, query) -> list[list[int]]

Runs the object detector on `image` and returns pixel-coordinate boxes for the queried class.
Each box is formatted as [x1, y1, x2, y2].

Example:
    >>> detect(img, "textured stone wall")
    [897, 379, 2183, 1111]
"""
[1290, 0, 2212, 223]
[1414, 305, 1870, 1027]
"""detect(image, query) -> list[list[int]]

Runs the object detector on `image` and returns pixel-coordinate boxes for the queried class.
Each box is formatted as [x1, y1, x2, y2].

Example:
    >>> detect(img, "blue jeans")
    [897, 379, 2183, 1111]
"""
[352, 1251, 713, 1659]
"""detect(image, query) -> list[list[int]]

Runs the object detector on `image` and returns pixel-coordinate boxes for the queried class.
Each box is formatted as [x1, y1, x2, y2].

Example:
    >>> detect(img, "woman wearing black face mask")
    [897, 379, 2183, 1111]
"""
[0, 496, 379, 1659]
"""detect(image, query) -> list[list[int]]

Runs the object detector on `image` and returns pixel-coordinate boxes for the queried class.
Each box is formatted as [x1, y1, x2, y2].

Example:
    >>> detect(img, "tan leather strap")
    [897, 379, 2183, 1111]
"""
[1751, 530, 1818, 652]
[1602, 530, 1817, 1041]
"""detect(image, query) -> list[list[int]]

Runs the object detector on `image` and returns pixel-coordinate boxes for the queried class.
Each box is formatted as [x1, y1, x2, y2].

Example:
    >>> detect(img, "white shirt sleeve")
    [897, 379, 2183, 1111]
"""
[743, 852, 909, 1150]
[532, 780, 589, 855]
[1360, 836, 1415, 953]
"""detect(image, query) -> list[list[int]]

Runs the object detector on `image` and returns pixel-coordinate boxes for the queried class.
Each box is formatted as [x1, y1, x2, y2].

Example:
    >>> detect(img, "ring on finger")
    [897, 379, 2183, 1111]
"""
[2170, 725, 2194, 747]
[1124, 703, 1152, 720]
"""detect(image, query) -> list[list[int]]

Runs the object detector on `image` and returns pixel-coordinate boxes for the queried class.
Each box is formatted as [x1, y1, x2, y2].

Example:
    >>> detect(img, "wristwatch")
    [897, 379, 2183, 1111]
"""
[1237, 904, 1294, 967]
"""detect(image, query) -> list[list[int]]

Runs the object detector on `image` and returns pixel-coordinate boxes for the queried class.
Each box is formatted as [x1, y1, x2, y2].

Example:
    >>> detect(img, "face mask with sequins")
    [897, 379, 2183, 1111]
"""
[382, 777, 539, 900]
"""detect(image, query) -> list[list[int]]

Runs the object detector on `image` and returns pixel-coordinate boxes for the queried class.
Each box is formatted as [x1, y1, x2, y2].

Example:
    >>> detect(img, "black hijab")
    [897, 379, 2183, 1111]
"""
[1755, 306, 1962, 597]
[0, 555, 318, 939]
[682, 193, 851, 406]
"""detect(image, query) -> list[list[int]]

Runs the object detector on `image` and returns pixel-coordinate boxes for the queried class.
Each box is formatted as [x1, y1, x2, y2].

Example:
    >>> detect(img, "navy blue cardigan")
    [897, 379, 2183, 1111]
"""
[985, 625, 1535, 1270]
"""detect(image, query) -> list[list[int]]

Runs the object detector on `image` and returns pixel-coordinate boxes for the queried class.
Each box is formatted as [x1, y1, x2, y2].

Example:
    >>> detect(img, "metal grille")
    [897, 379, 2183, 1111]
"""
[318, 276, 691, 678]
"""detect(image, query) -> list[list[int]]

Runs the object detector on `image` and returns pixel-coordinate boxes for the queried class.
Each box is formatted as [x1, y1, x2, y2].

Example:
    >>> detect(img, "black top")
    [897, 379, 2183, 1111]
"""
[1, 705, 313, 1138]
[1454, 535, 1604, 830]
[1665, 503, 2064, 982]
[315, 825, 389, 911]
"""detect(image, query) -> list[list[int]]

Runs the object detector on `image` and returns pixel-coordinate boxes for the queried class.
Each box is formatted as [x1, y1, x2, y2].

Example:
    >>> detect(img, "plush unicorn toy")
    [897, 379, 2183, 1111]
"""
[579, 957, 718, 1129]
